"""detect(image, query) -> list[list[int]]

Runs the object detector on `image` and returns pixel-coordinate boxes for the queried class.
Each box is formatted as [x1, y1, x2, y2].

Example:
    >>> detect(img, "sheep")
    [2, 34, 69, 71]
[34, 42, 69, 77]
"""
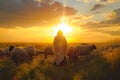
[10, 47, 29, 64]
[74, 44, 96, 56]
[44, 46, 54, 59]
[23, 46, 35, 61]
[67, 44, 96, 63]
[10, 46, 35, 64]
[0, 49, 5, 56]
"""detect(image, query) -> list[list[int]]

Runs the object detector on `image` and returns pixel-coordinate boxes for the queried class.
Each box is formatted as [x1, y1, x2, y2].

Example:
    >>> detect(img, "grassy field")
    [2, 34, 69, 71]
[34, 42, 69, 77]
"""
[0, 41, 120, 80]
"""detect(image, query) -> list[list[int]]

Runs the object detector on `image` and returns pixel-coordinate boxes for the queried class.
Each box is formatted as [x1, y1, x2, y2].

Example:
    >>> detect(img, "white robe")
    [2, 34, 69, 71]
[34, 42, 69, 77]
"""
[54, 35, 67, 66]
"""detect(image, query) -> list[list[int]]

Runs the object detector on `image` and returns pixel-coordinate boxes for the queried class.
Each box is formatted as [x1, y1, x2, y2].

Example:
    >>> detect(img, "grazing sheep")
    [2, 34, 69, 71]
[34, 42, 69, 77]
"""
[4, 45, 15, 56]
[23, 46, 35, 61]
[10, 47, 29, 64]
[67, 44, 96, 62]
[0, 49, 5, 56]
[44, 47, 54, 59]
[10, 46, 35, 64]
[75, 44, 96, 56]
[67, 47, 77, 63]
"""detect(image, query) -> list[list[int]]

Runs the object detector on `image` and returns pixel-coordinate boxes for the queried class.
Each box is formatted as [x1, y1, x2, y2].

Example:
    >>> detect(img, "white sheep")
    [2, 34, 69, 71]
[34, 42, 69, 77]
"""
[10, 47, 29, 64]
[23, 46, 36, 61]
[10, 45, 35, 64]
[75, 44, 96, 56]
[23, 46, 35, 56]
[67, 44, 96, 62]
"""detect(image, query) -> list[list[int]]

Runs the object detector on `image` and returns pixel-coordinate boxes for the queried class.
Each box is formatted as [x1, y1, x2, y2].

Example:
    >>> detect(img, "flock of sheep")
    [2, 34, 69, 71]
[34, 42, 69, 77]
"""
[0, 44, 96, 64]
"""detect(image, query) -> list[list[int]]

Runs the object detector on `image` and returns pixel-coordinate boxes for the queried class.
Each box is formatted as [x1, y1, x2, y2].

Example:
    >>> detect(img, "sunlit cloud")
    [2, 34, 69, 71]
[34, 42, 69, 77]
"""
[104, 11, 116, 20]
[91, 4, 105, 11]
[76, 0, 90, 3]
[99, 0, 119, 3]
[34, 0, 43, 2]
[0, 0, 76, 28]
[68, 14, 94, 26]
[77, 0, 118, 3]
[103, 8, 120, 24]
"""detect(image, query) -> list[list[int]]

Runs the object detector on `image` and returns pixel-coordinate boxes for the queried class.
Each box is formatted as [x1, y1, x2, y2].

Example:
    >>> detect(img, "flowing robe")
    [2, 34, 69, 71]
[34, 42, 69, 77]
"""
[54, 35, 67, 66]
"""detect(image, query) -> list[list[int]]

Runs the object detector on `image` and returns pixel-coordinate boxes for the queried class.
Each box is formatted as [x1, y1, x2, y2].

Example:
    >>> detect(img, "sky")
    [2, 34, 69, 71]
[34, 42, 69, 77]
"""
[0, 0, 120, 43]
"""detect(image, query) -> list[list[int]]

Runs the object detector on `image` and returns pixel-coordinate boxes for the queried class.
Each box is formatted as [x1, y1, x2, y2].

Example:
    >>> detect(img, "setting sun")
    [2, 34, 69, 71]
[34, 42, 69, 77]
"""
[53, 22, 72, 36]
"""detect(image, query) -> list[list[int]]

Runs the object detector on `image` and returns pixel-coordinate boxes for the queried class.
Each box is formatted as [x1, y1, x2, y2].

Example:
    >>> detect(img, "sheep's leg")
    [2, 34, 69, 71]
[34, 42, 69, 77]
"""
[45, 53, 47, 59]
[81, 56, 84, 62]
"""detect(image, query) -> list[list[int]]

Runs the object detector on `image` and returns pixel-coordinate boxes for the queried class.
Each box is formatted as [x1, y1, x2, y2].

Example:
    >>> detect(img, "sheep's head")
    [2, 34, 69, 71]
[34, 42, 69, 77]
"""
[92, 45, 97, 49]
[9, 45, 15, 51]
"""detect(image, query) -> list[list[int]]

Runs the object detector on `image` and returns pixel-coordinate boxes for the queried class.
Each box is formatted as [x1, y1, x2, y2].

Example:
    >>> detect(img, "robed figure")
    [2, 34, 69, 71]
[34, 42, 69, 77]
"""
[53, 30, 67, 66]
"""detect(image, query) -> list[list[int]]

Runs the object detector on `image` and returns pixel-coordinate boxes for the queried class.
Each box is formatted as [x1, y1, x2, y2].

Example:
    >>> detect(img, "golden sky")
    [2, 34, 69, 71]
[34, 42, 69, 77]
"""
[0, 25, 119, 43]
[0, 0, 120, 43]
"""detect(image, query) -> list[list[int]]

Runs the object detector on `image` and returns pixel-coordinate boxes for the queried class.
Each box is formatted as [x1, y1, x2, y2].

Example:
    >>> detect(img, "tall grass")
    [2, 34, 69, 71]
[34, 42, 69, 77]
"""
[0, 41, 120, 80]
[0, 59, 17, 80]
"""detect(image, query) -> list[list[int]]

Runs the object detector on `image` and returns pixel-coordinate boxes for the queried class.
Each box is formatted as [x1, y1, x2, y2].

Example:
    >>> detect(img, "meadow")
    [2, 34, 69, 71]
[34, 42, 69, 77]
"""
[0, 41, 120, 80]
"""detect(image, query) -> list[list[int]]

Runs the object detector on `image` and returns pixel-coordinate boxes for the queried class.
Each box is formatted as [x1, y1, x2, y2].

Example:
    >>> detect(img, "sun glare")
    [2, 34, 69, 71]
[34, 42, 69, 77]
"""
[53, 22, 72, 36]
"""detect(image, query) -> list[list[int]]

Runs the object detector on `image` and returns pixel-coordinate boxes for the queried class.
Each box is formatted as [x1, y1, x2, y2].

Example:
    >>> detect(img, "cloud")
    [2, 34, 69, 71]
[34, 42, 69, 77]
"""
[105, 11, 116, 20]
[85, 26, 120, 36]
[0, 0, 76, 28]
[76, 0, 90, 3]
[76, 0, 118, 3]
[103, 8, 120, 24]
[91, 4, 105, 11]
[99, 0, 107, 2]
[80, 8, 120, 29]
[99, 0, 118, 3]
[68, 14, 94, 26]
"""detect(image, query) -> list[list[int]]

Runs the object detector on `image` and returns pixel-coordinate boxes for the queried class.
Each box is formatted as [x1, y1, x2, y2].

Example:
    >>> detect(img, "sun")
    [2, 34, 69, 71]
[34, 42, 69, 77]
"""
[53, 22, 72, 36]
